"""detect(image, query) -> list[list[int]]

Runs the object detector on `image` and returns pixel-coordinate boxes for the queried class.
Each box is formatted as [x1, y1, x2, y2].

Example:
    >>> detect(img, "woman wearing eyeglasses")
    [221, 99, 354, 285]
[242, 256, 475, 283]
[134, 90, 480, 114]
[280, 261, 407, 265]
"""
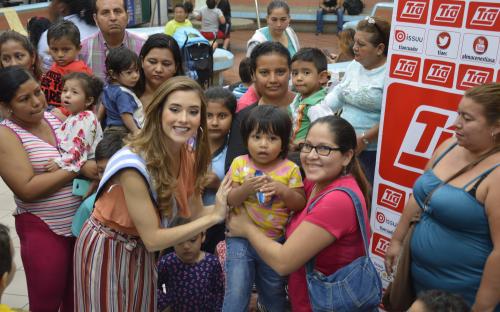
[310, 16, 390, 185]
[227, 115, 372, 311]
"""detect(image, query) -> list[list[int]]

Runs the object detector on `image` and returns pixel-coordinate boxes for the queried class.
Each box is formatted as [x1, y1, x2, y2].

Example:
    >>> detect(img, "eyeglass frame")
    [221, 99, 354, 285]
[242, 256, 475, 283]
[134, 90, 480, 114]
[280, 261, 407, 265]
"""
[298, 142, 343, 156]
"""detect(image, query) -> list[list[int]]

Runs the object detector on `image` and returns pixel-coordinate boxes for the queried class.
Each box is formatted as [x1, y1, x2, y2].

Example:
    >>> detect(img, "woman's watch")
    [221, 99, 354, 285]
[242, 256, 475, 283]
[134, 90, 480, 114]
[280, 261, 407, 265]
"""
[361, 132, 370, 145]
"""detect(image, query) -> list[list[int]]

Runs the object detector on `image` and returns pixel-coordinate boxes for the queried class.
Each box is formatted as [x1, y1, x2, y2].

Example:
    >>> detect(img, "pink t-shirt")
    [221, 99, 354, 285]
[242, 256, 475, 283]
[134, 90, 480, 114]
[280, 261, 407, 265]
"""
[236, 85, 259, 113]
[286, 176, 370, 312]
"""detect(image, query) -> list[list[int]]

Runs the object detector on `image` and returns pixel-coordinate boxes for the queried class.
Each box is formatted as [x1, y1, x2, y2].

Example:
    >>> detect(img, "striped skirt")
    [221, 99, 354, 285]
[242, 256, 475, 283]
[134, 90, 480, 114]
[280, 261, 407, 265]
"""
[74, 216, 157, 311]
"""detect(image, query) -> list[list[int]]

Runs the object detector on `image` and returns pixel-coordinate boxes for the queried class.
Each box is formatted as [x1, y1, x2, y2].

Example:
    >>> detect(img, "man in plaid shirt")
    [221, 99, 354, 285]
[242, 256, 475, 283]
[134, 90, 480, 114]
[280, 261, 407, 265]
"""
[80, 0, 145, 82]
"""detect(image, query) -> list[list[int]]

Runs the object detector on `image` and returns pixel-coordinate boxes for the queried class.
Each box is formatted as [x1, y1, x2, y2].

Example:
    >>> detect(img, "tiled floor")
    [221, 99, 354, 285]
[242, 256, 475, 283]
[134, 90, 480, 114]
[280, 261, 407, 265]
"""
[0, 179, 29, 310]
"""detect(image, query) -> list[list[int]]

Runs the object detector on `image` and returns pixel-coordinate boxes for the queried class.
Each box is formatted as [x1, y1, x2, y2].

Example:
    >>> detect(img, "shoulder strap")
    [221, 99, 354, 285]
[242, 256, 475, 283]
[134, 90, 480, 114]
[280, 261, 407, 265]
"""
[96, 147, 157, 205]
[306, 187, 369, 273]
[432, 142, 457, 168]
[463, 164, 500, 189]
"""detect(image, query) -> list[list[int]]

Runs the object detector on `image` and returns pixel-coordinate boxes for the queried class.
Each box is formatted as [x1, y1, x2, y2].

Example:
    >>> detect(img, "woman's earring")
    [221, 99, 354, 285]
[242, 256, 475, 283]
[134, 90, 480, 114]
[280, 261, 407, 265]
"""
[198, 126, 204, 138]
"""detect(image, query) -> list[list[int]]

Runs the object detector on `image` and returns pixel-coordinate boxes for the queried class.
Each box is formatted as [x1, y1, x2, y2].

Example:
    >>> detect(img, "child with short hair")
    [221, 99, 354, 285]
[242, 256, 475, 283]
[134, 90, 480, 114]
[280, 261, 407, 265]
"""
[231, 57, 253, 102]
[202, 87, 236, 253]
[46, 72, 103, 173]
[40, 20, 92, 116]
[164, 3, 193, 36]
[0, 224, 16, 311]
[224, 105, 306, 311]
[71, 132, 126, 236]
[157, 219, 224, 312]
[288, 47, 330, 149]
[409, 290, 469, 312]
[102, 47, 143, 135]
[194, 0, 226, 49]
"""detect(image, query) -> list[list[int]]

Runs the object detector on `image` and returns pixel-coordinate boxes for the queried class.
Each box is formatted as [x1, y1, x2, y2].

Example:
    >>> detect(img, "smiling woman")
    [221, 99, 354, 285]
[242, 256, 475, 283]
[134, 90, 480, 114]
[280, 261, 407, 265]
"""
[74, 76, 232, 312]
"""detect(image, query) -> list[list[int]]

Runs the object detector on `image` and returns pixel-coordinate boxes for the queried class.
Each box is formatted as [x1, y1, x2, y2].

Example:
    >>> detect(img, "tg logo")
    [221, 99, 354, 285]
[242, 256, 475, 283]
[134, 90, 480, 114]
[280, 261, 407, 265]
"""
[395, 105, 457, 174]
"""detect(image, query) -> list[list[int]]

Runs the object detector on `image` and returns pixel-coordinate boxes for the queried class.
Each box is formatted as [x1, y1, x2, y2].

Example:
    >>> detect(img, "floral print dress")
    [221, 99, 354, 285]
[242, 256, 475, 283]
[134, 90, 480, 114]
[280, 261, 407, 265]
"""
[54, 111, 103, 172]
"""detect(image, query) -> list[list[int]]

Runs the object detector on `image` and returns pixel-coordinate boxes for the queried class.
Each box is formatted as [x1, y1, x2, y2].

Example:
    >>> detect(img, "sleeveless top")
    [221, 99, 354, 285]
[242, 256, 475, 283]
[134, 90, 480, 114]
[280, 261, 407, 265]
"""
[92, 146, 196, 234]
[0, 112, 81, 236]
[411, 143, 500, 309]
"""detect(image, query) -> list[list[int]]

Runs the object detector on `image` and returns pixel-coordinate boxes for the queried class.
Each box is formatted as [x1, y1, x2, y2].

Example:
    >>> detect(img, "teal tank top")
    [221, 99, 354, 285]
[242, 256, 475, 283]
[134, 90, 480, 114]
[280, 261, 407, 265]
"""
[410, 143, 499, 309]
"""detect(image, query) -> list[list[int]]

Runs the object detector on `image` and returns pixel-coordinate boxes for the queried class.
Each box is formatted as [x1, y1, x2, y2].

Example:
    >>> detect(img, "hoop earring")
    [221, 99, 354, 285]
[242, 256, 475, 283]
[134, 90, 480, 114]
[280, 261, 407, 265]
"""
[198, 126, 204, 138]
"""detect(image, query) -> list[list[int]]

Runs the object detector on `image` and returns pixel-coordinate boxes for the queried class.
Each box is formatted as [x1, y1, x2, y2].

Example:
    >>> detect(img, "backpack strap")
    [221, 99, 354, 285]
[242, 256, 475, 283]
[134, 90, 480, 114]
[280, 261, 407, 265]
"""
[305, 187, 369, 274]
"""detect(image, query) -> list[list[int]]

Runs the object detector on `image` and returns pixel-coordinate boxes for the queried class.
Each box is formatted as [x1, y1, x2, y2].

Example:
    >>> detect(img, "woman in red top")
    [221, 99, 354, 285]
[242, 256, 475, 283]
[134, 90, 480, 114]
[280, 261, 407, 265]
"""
[227, 115, 372, 311]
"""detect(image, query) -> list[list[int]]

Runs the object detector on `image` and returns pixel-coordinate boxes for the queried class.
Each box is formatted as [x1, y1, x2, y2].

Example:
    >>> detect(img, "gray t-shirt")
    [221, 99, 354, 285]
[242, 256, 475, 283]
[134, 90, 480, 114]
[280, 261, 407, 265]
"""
[198, 6, 223, 33]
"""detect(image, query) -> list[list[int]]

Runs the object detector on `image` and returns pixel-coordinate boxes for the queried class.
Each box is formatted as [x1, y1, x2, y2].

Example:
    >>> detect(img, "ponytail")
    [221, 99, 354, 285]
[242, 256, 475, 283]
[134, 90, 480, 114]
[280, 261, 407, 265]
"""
[350, 157, 372, 212]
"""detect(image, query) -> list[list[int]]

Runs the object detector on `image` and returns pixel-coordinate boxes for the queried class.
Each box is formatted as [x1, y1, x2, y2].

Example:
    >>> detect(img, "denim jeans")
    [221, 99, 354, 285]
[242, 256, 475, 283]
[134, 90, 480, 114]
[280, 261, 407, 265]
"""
[222, 237, 287, 312]
[316, 7, 345, 33]
[359, 150, 376, 186]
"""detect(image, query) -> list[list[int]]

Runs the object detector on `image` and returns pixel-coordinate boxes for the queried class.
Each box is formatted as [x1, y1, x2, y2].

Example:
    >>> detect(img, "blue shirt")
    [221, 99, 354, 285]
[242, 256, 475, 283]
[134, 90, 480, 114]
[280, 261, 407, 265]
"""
[103, 85, 140, 127]
[202, 144, 228, 205]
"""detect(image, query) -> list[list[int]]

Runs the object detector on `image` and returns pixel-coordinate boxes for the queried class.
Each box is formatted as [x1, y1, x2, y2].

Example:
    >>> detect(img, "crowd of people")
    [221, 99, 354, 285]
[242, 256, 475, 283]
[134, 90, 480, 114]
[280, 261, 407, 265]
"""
[0, 0, 498, 311]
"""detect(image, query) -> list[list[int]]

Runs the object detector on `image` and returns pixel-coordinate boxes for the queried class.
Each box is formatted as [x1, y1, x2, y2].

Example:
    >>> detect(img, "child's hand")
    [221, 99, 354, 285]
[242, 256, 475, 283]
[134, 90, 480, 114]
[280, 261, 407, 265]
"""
[259, 176, 287, 198]
[45, 159, 60, 172]
[241, 175, 267, 194]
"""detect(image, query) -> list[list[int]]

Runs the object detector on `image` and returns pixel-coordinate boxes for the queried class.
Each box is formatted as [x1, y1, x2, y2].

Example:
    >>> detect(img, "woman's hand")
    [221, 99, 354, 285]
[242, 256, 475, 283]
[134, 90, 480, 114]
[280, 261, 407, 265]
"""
[384, 239, 402, 275]
[213, 174, 232, 223]
[356, 135, 367, 155]
[226, 209, 255, 238]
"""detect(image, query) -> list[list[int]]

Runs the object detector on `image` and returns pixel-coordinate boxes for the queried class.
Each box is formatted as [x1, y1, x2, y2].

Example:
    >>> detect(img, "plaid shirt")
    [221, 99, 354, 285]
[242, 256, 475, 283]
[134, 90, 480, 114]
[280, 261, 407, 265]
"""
[79, 31, 146, 82]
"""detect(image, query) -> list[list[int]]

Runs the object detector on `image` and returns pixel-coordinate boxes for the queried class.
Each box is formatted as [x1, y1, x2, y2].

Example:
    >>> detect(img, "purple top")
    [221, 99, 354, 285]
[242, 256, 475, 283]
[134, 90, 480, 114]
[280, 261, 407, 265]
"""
[157, 252, 224, 311]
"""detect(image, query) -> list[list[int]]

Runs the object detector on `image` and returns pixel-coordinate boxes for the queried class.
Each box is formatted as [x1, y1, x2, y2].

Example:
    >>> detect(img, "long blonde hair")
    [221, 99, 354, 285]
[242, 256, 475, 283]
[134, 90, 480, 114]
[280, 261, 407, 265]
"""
[127, 76, 210, 216]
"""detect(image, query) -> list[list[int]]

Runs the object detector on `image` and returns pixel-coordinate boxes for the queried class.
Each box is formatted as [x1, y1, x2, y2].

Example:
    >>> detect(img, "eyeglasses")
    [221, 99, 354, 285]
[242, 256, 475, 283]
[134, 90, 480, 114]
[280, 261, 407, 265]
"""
[298, 143, 342, 156]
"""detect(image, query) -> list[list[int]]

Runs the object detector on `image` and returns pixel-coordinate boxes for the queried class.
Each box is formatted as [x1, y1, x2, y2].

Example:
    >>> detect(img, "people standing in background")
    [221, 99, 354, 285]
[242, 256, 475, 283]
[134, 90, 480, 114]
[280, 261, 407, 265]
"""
[216, 0, 231, 50]
[136, 34, 184, 109]
[195, 0, 227, 50]
[202, 87, 236, 253]
[101, 47, 142, 136]
[38, 0, 98, 71]
[80, 0, 145, 82]
[26, 16, 52, 50]
[309, 17, 391, 184]
[40, 20, 93, 117]
[288, 48, 330, 149]
[225, 42, 295, 172]
[164, 3, 193, 36]
[246, 0, 300, 57]
[0, 30, 43, 81]
[316, 0, 344, 35]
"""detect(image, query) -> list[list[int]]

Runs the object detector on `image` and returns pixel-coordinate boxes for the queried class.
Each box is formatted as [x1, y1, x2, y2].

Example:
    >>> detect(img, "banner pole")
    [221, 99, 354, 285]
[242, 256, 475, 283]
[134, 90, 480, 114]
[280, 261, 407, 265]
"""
[254, 0, 261, 29]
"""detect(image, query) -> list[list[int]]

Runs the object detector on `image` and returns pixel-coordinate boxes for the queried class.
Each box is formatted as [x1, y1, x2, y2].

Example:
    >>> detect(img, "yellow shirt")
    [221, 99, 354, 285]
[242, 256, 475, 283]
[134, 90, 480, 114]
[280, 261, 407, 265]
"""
[164, 19, 193, 36]
[230, 155, 304, 238]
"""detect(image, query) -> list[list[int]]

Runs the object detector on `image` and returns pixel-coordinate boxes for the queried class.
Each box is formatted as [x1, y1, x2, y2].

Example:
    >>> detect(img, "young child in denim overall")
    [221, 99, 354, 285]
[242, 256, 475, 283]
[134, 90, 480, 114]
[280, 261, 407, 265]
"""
[224, 105, 306, 312]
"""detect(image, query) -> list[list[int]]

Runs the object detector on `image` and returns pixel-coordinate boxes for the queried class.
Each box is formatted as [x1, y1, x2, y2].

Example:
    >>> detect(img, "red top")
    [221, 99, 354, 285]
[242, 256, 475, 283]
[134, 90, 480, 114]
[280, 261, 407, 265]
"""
[235, 85, 259, 113]
[286, 176, 370, 312]
[40, 60, 93, 115]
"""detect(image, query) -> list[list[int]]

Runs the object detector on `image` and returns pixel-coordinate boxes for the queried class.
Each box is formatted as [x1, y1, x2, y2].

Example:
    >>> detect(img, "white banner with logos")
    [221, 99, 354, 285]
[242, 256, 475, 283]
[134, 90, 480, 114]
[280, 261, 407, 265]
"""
[369, 0, 500, 305]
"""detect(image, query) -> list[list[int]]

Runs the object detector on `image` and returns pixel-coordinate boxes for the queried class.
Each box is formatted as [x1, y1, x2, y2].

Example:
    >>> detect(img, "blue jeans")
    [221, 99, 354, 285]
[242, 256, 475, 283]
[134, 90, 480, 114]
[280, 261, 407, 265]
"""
[359, 150, 376, 186]
[222, 237, 287, 312]
[316, 7, 345, 33]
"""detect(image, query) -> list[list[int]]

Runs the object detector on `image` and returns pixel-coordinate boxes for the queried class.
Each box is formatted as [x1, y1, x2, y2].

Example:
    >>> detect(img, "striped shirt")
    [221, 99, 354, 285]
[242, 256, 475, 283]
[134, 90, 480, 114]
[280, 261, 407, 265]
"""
[79, 31, 146, 82]
[1, 112, 81, 236]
